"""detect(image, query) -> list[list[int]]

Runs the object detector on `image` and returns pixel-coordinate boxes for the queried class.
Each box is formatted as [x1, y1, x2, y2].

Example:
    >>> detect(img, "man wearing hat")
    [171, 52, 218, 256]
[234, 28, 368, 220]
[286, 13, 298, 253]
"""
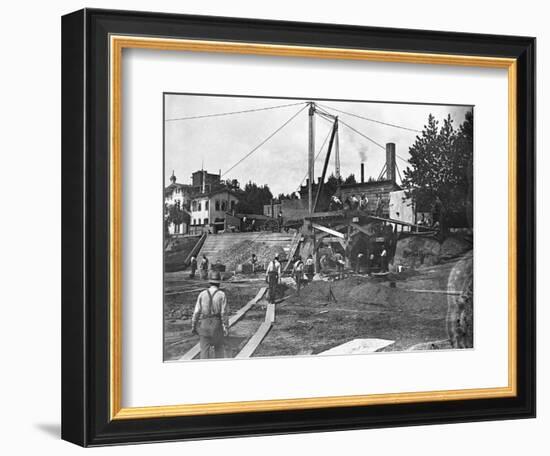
[191, 271, 228, 359]
[265, 254, 282, 303]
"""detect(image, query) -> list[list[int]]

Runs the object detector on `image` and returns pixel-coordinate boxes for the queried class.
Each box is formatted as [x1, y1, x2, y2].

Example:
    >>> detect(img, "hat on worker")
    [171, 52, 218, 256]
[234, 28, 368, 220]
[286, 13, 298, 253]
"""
[208, 270, 222, 285]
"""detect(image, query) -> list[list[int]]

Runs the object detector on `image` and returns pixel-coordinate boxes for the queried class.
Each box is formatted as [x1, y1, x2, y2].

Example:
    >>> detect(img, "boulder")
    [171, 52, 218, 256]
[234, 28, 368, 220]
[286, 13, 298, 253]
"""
[440, 236, 472, 259]
[393, 236, 441, 269]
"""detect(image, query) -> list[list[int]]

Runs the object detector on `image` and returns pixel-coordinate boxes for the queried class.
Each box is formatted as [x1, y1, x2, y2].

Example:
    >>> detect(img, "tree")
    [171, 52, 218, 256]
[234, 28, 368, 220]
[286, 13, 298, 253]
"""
[223, 178, 240, 190]
[277, 193, 293, 201]
[235, 181, 274, 214]
[344, 173, 357, 184]
[402, 111, 473, 231]
[166, 202, 186, 233]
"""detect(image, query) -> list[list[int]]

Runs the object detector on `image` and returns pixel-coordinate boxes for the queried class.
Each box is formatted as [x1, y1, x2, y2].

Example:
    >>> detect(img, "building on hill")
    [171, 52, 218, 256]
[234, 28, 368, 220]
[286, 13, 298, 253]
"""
[164, 171, 193, 235]
[191, 169, 222, 194]
[165, 171, 193, 208]
[189, 188, 240, 234]
[165, 169, 240, 236]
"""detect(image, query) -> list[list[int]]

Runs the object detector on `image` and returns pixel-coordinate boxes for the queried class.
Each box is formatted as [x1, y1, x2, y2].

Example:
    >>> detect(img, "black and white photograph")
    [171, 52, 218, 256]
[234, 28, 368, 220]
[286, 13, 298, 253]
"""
[163, 94, 474, 361]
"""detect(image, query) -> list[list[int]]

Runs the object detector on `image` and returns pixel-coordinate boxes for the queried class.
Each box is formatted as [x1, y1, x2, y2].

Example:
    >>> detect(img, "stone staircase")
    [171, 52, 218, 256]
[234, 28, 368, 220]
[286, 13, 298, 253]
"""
[197, 231, 300, 271]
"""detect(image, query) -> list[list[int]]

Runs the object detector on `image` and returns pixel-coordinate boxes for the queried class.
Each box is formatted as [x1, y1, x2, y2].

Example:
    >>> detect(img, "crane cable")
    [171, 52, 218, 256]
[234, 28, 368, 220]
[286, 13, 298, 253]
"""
[316, 105, 410, 163]
[165, 101, 307, 122]
[221, 104, 308, 177]
[317, 103, 421, 133]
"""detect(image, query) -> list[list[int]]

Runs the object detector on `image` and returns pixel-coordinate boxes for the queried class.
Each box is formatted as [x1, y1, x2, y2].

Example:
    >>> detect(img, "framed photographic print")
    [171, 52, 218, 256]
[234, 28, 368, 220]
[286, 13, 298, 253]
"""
[61, 8, 536, 446]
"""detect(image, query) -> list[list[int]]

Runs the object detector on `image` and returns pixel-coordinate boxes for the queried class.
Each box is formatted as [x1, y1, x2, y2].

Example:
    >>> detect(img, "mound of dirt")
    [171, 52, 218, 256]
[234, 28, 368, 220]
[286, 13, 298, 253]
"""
[393, 236, 441, 268]
[285, 275, 412, 308]
[213, 240, 287, 271]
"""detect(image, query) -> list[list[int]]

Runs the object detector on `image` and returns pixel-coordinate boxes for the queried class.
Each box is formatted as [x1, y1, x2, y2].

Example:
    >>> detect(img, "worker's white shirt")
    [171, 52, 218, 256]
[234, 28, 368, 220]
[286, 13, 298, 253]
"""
[266, 260, 281, 275]
[191, 286, 228, 331]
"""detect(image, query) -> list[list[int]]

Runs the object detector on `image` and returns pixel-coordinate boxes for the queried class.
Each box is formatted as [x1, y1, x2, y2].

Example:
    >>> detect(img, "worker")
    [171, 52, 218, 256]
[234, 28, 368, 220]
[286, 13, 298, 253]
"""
[351, 194, 359, 210]
[334, 252, 345, 279]
[292, 257, 304, 295]
[376, 194, 383, 216]
[251, 253, 258, 273]
[305, 254, 315, 281]
[380, 248, 388, 272]
[356, 252, 364, 273]
[191, 271, 228, 359]
[199, 255, 209, 280]
[319, 254, 328, 273]
[266, 254, 282, 303]
[359, 193, 369, 211]
[189, 255, 197, 279]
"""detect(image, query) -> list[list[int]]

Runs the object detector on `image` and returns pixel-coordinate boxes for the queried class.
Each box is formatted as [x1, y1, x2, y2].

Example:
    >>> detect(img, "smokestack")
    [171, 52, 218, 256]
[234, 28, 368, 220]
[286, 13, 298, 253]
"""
[386, 143, 396, 183]
[361, 163, 365, 183]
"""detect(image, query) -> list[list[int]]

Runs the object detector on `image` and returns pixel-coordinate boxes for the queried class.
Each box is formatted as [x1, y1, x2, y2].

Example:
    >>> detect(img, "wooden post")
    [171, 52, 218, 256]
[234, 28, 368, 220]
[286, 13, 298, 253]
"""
[335, 127, 341, 180]
[313, 228, 318, 274]
[308, 102, 315, 214]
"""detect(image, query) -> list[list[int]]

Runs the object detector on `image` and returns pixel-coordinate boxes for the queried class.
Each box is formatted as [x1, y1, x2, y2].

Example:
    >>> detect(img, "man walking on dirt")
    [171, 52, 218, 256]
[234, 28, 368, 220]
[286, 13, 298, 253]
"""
[189, 255, 197, 279]
[266, 254, 281, 303]
[305, 254, 315, 281]
[191, 271, 228, 359]
[199, 255, 209, 280]
[292, 257, 304, 295]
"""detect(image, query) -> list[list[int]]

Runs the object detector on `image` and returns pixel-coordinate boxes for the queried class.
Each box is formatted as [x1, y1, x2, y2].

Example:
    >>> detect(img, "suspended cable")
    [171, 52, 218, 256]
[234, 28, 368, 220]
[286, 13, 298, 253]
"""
[165, 101, 307, 122]
[317, 103, 421, 133]
[333, 116, 410, 164]
[395, 154, 410, 164]
[338, 118, 386, 150]
[221, 105, 308, 177]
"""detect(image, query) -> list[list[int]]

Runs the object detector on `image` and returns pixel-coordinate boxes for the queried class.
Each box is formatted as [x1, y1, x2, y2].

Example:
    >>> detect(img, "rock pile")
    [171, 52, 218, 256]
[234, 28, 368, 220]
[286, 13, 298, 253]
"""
[211, 240, 287, 272]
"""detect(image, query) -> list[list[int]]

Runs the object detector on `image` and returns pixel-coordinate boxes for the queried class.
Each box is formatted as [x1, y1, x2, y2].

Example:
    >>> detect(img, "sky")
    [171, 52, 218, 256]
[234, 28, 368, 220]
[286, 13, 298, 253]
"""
[164, 94, 472, 197]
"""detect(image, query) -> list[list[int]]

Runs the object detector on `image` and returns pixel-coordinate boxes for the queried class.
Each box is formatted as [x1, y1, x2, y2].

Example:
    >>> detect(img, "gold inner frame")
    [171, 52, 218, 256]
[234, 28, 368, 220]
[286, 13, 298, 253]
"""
[109, 35, 518, 420]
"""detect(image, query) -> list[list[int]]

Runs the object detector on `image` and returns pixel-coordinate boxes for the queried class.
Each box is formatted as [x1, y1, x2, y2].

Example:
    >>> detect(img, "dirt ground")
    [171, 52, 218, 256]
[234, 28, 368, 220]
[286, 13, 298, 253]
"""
[164, 255, 468, 361]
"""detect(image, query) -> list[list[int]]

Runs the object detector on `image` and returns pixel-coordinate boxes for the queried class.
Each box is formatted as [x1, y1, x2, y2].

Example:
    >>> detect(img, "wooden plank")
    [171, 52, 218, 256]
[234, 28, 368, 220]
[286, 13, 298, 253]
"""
[265, 303, 275, 323]
[304, 210, 345, 219]
[236, 303, 275, 359]
[312, 223, 345, 239]
[368, 215, 434, 231]
[316, 224, 346, 240]
[179, 287, 266, 360]
[179, 342, 202, 361]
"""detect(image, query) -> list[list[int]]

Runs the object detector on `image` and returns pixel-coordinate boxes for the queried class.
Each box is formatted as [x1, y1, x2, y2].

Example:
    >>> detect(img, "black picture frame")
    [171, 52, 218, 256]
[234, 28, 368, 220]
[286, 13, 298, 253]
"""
[62, 8, 536, 447]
